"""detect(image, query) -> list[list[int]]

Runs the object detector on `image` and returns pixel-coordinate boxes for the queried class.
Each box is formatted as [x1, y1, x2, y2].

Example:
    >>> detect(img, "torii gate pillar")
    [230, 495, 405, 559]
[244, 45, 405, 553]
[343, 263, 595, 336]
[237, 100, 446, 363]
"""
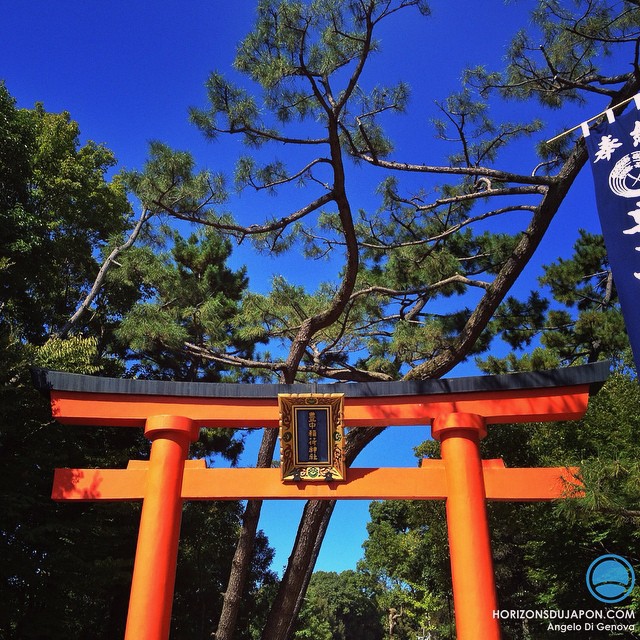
[433, 412, 500, 639]
[125, 415, 199, 640]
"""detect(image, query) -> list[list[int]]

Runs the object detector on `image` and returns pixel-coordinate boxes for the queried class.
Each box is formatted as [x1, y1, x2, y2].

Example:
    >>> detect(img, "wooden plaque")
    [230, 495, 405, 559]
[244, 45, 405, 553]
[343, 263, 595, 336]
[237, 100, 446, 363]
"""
[278, 393, 345, 482]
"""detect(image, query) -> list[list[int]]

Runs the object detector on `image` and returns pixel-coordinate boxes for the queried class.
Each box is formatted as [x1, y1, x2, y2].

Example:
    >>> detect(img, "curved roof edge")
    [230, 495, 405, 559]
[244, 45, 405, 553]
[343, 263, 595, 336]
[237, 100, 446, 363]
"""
[31, 361, 611, 399]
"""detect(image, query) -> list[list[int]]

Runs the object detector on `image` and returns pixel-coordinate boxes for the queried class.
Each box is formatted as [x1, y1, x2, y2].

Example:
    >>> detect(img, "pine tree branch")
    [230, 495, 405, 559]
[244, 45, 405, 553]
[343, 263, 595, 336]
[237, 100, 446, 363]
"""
[207, 119, 329, 146]
[350, 275, 491, 301]
[405, 79, 640, 380]
[156, 191, 335, 237]
[245, 157, 332, 191]
[353, 153, 555, 185]
[334, 4, 375, 113]
[182, 342, 391, 382]
[597, 506, 640, 519]
[359, 204, 539, 251]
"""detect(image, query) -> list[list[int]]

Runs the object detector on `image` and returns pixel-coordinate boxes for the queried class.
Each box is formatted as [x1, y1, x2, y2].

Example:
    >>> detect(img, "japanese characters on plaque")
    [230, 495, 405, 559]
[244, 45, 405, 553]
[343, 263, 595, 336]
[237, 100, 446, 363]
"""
[585, 98, 640, 369]
[278, 393, 345, 482]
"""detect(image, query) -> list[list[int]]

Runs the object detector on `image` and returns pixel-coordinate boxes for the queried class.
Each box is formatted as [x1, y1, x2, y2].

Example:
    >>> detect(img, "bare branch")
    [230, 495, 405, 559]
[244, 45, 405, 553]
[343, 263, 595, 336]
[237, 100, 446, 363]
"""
[59, 208, 152, 338]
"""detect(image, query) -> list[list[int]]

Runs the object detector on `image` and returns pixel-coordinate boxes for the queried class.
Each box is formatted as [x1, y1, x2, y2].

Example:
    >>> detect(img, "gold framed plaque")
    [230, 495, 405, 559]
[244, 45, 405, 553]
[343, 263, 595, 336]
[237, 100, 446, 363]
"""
[278, 393, 345, 482]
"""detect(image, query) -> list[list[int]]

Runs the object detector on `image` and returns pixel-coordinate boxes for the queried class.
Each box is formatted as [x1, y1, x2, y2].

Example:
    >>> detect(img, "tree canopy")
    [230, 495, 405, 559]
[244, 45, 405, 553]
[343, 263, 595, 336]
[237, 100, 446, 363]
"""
[0, 85, 276, 639]
[0, 83, 130, 342]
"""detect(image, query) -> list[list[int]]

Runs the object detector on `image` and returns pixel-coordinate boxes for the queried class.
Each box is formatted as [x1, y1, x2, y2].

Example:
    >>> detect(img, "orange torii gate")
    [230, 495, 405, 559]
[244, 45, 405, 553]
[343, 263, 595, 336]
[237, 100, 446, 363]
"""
[33, 361, 609, 640]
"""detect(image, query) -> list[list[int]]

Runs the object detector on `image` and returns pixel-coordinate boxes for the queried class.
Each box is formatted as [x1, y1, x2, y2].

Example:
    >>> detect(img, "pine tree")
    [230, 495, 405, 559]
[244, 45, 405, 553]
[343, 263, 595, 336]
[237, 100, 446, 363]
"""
[148, 2, 639, 637]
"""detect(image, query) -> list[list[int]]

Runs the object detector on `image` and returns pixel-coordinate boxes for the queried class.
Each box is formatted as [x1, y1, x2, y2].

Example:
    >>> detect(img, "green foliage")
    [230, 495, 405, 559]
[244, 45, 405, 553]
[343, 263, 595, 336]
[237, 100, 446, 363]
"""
[490, 291, 550, 350]
[552, 373, 640, 524]
[0, 85, 275, 639]
[122, 141, 226, 220]
[480, 373, 640, 638]
[0, 101, 143, 640]
[173, 504, 278, 640]
[294, 570, 385, 640]
[33, 335, 103, 374]
[0, 339, 146, 639]
[369, 372, 640, 640]
[360, 501, 450, 638]
[0, 82, 131, 340]
[115, 226, 253, 381]
[481, 230, 630, 372]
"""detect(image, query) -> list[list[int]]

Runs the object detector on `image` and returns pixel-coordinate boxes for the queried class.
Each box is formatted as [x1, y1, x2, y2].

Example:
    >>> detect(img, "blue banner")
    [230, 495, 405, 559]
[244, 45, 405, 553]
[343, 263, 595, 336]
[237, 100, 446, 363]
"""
[585, 104, 640, 370]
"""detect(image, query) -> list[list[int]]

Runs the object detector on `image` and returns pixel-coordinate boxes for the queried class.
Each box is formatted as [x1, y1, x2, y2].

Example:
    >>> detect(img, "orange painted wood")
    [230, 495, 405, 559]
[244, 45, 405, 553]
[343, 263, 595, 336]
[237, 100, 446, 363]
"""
[434, 414, 500, 640]
[124, 416, 197, 640]
[483, 466, 582, 500]
[49, 384, 591, 428]
[52, 462, 582, 502]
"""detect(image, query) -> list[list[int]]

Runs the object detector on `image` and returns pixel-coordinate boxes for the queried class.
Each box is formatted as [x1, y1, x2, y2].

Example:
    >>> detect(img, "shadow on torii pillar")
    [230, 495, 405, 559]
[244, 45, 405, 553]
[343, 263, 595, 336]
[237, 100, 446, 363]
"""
[32, 361, 610, 640]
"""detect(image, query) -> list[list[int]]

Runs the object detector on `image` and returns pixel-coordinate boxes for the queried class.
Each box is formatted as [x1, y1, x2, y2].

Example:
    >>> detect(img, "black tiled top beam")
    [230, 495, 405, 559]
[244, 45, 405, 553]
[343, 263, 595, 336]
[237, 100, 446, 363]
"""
[31, 361, 610, 399]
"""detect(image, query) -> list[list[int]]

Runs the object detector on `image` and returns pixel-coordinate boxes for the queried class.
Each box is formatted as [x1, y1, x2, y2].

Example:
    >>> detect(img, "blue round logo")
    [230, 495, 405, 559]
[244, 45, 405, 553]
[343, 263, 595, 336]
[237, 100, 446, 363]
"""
[586, 554, 635, 603]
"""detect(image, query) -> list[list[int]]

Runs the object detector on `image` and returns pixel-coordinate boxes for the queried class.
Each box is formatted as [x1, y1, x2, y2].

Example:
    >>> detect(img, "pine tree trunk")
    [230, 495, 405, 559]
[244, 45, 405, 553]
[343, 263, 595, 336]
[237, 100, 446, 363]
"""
[259, 426, 385, 640]
[260, 499, 336, 640]
[214, 428, 278, 640]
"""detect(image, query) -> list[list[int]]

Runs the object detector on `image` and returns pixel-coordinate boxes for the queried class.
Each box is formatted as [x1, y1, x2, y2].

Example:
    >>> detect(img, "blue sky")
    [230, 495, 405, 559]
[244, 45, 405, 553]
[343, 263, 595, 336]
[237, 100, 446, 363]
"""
[1, 2, 613, 574]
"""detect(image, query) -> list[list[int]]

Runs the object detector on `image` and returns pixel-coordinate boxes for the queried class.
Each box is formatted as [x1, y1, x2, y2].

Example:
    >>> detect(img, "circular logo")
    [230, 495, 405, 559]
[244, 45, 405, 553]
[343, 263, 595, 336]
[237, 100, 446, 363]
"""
[609, 151, 640, 198]
[586, 554, 635, 603]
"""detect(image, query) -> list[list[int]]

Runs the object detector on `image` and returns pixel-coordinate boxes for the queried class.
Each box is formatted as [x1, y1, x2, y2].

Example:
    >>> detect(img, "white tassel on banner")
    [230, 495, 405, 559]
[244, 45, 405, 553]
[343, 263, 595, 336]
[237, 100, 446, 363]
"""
[545, 93, 640, 144]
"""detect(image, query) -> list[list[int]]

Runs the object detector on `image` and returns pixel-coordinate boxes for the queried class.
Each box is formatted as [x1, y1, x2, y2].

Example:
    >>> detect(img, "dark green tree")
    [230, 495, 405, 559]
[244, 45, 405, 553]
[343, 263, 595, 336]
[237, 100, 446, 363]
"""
[360, 501, 448, 639]
[0, 82, 131, 341]
[0, 86, 275, 639]
[0, 84, 141, 637]
[293, 570, 384, 640]
[362, 371, 640, 640]
[484, 373, 639, 639]
[173, 503, 278, 640]
[114, 226, 253, 382]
